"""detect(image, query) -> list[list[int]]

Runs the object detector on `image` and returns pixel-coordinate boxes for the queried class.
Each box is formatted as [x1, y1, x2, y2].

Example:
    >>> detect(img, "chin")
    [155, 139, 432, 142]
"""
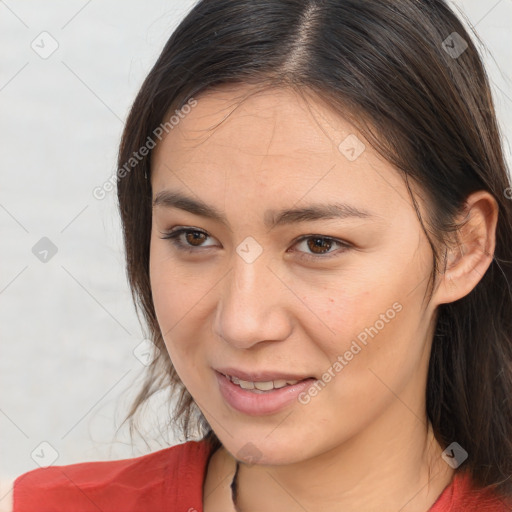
[218, 434, 314, 466]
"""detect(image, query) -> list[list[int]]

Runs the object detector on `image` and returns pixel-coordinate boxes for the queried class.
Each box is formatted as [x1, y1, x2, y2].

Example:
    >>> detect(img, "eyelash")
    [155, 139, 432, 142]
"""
[158, 227, 352, 261]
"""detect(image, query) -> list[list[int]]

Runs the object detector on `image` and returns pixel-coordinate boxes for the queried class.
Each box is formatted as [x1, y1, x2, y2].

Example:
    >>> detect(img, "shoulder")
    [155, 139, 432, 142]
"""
[12, 439, 213, 512]
[0, 479, 14, 512]
[429, 471, 512, 512]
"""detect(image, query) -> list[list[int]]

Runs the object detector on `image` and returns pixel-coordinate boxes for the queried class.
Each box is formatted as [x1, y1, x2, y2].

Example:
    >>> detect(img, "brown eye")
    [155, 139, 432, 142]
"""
[292, 235, 351, 260]
[306, 237, 334, 254]
[185, 230, 208, 246]
[159, 227, 218, 252]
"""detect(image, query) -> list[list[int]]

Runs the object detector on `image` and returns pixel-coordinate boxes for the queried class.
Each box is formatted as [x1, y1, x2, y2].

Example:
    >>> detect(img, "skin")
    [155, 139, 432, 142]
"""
[0, 479, 13, 512]
[149, 84, 498, 512]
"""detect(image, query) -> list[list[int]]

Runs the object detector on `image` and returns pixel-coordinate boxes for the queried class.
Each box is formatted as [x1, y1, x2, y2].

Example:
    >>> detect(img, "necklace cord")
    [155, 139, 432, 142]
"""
[230, 460, 241, 511]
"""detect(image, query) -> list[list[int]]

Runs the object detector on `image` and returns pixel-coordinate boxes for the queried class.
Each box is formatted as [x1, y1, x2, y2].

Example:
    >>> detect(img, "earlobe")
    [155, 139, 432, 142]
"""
[434, 191, 498, 306]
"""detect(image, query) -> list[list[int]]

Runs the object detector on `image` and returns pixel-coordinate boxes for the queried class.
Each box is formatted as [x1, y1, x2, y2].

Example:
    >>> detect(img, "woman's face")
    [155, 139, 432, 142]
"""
[149, 84, 442, 464]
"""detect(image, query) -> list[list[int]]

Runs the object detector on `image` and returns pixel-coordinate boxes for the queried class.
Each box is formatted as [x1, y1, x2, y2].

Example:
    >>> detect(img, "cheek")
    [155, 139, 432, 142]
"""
[294, 268, 402, 344]
[321, 296, 406, 376]
[149, 239, 225, 386]
[149, 244, 198, 361]
[316, 305, 429, 431]
[304, 271, 423, 391]
[309, 236, 430, 361]
[149, 238, 213, 326]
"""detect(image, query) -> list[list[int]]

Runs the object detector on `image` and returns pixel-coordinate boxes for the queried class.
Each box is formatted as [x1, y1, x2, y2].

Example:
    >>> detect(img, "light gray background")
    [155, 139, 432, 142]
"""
[1, 0, 511, 482]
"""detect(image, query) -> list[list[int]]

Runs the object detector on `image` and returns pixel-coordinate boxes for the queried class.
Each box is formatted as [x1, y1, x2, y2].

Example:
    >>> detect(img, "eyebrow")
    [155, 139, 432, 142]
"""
[152, 190, 374, 229]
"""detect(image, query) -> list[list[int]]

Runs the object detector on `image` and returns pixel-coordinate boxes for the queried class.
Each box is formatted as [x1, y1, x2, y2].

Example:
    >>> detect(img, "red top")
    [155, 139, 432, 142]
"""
[12, 439, 510, 512]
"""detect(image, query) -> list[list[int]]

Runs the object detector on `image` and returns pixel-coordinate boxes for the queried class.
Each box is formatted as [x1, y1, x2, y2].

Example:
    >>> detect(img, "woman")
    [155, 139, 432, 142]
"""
[7, 0, 512, 510]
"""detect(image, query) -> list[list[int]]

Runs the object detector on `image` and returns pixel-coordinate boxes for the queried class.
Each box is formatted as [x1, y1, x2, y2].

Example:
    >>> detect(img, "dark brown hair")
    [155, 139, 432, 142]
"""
[116, 0, 512, 499]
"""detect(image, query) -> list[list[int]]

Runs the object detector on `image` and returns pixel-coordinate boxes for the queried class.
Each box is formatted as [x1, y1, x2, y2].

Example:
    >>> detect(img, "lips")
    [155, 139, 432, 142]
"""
[224, 373, 303, 391]
[215, 370, 317, 415]
[216, 368, 314, 393]
[215, 367, 314, 383]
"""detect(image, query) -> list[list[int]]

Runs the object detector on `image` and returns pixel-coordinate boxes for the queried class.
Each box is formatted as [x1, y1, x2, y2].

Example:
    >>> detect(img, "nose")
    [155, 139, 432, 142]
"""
[213, 253, 293, 350]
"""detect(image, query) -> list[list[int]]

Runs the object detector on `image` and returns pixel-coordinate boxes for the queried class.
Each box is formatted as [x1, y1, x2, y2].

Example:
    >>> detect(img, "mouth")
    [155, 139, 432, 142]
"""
[214, 369, 317, 415]
[219, 372, 311, 393]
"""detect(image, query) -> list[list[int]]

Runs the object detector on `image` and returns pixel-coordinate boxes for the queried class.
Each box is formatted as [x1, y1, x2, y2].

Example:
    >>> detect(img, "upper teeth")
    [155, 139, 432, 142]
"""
[228, 375, 299, 390]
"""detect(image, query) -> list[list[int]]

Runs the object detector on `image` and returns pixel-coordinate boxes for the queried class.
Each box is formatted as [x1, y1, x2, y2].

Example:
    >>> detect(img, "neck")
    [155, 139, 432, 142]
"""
[232, 412, 454, 512]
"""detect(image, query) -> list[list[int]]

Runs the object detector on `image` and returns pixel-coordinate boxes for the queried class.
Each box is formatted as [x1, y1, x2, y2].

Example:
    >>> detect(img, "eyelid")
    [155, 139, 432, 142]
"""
[289, 234, 352, 260]
[159, 227, 352, 259]
[159, 226, 220, 248]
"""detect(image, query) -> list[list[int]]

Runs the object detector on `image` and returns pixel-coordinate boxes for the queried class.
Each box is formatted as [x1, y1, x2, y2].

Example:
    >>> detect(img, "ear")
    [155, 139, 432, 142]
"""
[433, 190, 498, 306]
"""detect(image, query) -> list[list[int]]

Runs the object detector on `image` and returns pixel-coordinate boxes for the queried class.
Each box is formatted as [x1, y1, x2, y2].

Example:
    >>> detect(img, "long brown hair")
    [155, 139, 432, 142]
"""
[116, 0, 512, 498]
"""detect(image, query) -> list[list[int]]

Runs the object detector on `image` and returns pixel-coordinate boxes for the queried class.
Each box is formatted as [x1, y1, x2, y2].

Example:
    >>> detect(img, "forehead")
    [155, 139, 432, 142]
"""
[155, 84, 353, 160]
[150, 84, 411, 218]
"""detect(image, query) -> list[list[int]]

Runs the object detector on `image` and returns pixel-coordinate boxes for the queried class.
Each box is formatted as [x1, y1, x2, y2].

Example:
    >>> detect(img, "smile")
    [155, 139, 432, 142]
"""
[215, 371, 316, 415]
[224, 374, 303, 392]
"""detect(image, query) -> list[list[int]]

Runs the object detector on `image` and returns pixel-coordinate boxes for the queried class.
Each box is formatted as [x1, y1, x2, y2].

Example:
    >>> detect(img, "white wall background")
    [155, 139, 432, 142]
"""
[0, 0, 511, 485]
